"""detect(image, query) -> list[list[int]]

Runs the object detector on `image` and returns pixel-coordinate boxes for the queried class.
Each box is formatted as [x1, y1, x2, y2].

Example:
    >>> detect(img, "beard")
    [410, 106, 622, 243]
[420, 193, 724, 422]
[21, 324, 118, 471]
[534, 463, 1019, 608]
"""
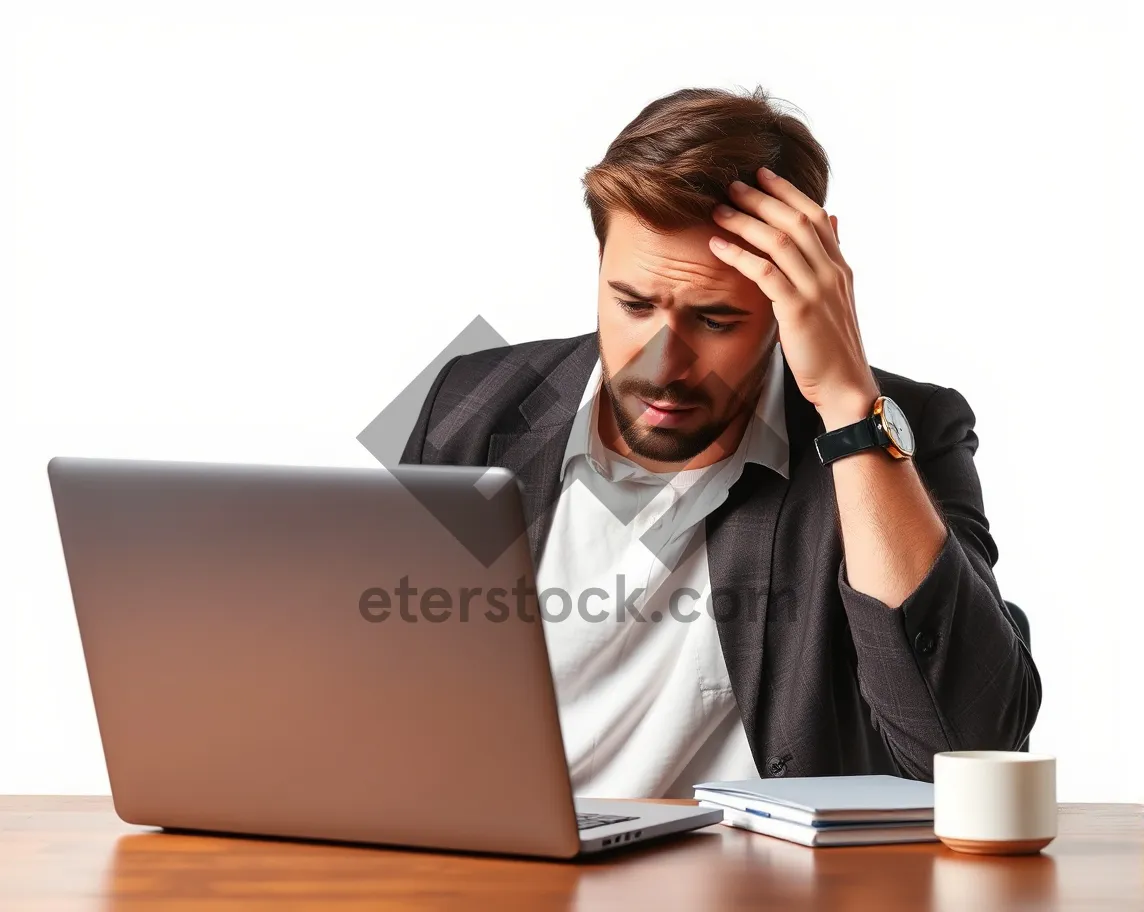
[596, 328, 772, 465]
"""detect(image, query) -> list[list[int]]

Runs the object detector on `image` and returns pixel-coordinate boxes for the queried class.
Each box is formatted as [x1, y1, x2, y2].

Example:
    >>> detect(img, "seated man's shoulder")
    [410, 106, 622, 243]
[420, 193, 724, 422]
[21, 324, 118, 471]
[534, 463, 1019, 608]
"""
[870, 366, 978, 451]
[404, 332, 595, 464]
[871, 366, 973, 418]
[425, 331, 594, 418]
[447, 331, 589, 375]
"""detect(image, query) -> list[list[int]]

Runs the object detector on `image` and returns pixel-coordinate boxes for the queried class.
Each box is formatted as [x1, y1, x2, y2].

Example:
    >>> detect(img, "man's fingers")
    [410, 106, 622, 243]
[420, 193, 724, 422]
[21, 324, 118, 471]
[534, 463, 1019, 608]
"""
[708, 236, 798, 311]
[712, 204, 817, 298]
[754, 168, 844, 266]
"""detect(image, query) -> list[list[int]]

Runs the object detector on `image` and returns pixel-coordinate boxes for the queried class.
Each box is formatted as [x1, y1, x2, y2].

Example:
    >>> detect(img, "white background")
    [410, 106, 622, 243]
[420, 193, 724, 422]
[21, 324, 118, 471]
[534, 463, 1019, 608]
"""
[1, 0, 1140, 801]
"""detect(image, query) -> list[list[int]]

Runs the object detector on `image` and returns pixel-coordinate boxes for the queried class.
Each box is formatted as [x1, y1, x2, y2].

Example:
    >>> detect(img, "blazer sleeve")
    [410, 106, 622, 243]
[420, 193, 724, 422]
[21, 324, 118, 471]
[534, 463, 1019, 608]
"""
[399, 355, 462, 465]
[836, 385, 1042, 781]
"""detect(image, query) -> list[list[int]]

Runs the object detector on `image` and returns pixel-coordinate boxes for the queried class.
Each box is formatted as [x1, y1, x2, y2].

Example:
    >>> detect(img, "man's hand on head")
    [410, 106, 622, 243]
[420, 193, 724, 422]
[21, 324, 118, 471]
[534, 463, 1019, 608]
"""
[707, 168, 879, 431]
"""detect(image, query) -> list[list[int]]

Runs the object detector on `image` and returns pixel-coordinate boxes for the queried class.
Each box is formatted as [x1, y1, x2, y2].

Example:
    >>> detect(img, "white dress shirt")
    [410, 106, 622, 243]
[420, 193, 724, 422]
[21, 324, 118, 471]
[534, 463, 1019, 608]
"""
[534, 344, 790, 798]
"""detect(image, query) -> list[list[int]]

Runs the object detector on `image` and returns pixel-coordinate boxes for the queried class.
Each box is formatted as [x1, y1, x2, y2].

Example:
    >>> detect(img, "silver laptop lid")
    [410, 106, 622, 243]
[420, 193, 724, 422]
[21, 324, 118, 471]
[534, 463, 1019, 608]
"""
[47, 457, 581, 858]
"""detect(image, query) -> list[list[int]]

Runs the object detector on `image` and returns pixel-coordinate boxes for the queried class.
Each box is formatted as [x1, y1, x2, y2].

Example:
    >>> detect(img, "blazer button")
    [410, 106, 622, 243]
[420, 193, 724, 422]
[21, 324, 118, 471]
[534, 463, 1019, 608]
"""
[914, 630, 937, 656]
[766, 756, 788, 777]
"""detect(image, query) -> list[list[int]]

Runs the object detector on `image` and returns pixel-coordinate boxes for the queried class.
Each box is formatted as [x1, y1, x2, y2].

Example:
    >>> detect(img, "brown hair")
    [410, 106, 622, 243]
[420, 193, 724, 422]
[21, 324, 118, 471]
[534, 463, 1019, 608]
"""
[581, 85, 831, 254]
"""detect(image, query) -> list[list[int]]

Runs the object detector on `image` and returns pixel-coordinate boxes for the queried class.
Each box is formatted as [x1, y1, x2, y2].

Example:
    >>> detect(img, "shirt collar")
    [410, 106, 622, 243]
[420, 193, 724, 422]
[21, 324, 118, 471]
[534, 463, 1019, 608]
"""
[558, 343, 789, 482]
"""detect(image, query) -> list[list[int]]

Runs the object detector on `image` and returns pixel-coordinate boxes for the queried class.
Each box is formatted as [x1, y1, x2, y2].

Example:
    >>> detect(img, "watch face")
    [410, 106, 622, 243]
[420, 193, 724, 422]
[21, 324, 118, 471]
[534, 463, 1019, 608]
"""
[880, 397, 915, 455]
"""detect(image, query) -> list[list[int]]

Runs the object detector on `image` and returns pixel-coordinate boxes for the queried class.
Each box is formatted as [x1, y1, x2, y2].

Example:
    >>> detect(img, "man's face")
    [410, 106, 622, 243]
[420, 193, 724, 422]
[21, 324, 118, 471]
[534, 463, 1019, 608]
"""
[596, 209, 778, 468]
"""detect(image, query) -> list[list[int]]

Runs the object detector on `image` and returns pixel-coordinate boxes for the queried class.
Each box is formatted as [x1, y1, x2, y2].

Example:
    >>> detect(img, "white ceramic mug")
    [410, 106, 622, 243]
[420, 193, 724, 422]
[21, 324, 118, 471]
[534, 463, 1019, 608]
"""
[933, 750, 1057, 854]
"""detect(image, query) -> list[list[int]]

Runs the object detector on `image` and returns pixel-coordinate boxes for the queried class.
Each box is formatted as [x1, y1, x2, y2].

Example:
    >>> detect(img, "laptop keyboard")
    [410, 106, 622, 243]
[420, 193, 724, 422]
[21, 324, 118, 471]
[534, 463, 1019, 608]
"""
[576, 812, 639, 830]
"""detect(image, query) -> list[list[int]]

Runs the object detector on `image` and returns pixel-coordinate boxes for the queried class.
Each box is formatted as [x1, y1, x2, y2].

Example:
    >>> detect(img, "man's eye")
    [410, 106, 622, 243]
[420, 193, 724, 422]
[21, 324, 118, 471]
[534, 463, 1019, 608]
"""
[617, 299, 653, 315]
[701, 316, 734, 332]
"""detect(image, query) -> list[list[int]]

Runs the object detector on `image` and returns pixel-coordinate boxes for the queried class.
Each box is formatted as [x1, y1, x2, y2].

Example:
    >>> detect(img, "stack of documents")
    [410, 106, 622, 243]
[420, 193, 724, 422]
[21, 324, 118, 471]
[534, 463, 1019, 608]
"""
[692, 775, 938, 847]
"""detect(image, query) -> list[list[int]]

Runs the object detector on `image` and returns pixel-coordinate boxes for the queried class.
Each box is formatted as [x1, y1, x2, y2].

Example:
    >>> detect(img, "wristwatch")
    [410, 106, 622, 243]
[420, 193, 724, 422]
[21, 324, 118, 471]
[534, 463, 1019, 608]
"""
[814, 396, 915, 465]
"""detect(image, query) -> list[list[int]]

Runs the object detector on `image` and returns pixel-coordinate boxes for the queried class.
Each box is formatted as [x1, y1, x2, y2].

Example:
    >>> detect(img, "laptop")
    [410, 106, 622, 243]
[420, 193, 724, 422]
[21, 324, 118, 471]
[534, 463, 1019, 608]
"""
[46, 456, 723, 858]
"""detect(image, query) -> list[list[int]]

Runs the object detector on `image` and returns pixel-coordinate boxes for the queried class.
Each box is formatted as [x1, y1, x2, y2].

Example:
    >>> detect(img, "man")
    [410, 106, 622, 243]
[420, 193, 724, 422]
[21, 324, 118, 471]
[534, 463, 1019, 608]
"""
[399, 86, 1040, 798]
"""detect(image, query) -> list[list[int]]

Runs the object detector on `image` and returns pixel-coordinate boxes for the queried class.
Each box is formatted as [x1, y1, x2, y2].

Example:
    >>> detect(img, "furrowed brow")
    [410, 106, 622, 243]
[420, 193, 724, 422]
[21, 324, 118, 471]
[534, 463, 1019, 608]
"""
[607, 281, 750, 316]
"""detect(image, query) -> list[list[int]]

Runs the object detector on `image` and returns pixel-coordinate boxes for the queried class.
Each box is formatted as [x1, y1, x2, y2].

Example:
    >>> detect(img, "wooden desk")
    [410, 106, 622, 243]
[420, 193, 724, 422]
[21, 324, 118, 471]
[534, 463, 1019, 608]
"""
[1, 797, 1141, 910]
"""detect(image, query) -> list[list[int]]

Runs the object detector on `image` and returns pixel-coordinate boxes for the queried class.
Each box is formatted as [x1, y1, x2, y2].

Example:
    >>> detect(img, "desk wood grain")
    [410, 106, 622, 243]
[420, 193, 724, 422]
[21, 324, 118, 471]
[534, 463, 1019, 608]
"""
[1, 797, 1141, 910]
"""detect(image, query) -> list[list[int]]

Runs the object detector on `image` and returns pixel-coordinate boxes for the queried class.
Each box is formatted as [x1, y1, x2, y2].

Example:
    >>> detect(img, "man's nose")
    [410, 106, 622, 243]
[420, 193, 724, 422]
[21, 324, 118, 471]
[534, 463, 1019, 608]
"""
[635, 322, 698, 389]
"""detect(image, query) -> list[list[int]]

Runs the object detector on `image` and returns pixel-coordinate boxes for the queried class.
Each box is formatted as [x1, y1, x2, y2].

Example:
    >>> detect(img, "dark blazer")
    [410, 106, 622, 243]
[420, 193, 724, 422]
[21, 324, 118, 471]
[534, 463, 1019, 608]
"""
[399, 331, 1041, 782]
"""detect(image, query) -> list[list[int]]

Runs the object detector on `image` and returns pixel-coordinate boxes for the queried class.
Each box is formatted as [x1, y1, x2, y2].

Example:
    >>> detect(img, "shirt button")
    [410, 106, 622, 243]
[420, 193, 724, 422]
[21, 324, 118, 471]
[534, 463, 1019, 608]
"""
[914, 630, 937, 656]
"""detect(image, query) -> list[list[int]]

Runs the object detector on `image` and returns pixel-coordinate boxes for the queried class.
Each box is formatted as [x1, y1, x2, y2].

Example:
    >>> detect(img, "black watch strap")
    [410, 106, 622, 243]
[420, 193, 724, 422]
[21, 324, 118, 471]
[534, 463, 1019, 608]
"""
[815, 416, 883, 465]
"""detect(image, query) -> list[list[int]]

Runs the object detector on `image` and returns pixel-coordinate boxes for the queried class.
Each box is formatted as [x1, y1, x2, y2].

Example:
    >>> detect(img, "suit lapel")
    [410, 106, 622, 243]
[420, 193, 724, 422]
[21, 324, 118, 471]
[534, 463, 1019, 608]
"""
[705, 361, 821, 768]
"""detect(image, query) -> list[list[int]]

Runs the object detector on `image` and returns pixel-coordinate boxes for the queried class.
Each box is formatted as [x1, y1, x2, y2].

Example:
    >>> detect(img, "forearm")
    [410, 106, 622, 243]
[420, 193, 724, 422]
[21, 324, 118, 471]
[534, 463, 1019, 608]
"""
[839, 530, 1040, 777]
[819, 399, 948, 608]
[820, 387, 1040, 777]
